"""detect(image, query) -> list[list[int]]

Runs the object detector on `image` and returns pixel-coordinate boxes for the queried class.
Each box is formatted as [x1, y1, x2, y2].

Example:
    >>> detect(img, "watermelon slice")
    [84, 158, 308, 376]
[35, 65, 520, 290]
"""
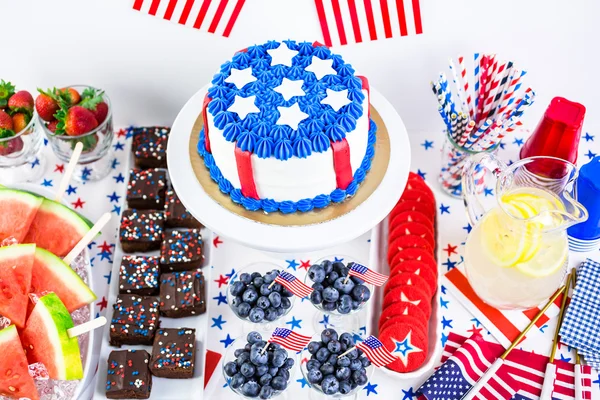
[0, 325, 39, 400]
[21, 293, 83, 380]
[0, 189, 43, 243]
[31, 247, 96, 313]
[23, 199, 92, 257]
[0, 244, 35, 328]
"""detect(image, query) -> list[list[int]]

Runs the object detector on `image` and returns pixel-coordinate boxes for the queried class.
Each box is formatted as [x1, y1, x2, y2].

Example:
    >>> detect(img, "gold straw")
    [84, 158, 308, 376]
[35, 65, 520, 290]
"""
[550, 272, 573, 362]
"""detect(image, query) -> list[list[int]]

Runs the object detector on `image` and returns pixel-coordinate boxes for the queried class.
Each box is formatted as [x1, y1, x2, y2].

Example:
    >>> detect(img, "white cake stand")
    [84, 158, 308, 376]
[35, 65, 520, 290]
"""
[168, 86, 411, 254]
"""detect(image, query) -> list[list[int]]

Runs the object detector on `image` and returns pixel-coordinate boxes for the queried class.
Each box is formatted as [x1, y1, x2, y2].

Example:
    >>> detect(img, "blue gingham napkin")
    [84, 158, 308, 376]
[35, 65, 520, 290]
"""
[559, 258, 600, 367]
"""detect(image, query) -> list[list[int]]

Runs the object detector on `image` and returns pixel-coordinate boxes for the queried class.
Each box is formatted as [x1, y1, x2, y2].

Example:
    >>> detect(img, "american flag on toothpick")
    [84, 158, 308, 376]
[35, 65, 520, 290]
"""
[355, 336, 397, 367]
[131, 0, 246, 37]
[348, 263, 388, 286]
[267, 328, 312, 352]
[313, 0, 423, 47]
[274, 271, 313, 298]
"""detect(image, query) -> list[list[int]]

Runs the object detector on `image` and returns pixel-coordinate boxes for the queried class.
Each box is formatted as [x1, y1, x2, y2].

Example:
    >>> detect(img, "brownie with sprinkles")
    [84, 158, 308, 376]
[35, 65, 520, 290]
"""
[159, 269, 206, 317]
[131, 126, 170, 169]
[159, 229, 203, 272]
[119, 255, 160, 295]
[119, 209, 164, 253]
[110, 295, 160, 346]
[127, 168, 167, 209]
[164, 189, 202, 229]
[149, 328, 196, 379]
[106, 349, 152, 399]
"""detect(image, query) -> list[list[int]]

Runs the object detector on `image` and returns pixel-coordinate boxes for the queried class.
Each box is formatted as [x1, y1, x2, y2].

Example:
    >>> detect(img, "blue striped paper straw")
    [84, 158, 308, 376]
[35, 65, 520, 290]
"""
[437, 105, 451, 129]
[464, 118, 492, 149]
[473, 53, 481, 117]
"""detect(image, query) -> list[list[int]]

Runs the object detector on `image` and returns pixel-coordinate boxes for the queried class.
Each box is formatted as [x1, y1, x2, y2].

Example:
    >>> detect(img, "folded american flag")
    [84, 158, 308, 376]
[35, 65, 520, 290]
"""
[355, 335, 397, 367]
[274, 271, 313, 299]
[348, 263, 388, 286]
[267, 328, 312, 352]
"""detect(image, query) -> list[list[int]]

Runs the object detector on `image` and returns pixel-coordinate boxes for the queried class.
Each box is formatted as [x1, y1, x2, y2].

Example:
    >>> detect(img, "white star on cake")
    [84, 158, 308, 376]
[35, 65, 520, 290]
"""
[227, 95, 260, 120]
[274, 78, 306, 101]
[321, 88, 351, 111]
[224, 67, 257, 89]
[267, 43, 298, 67]
[276, 103, 308, 130]
[305, 57, 336, 80]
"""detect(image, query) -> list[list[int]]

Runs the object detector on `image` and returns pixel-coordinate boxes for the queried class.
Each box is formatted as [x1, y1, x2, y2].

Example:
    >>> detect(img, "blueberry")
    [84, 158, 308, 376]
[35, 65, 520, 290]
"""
[276, 307, 285, 317]
[231, 296, 242, 307]
[240, 362, 256, 377]
[268, 366, 279, 376]
[337, 294, 353, 314]
[271, 376, 287, 391]
[339, 380, 352, 395]
[280, 297, 291, 309]
[245, 343, 253, 351]
[336, 366, 351, 381]
[351, 285, 371, 302]
[327, 340, 342, 354]
[248, 307, 265, 322]
[268, 292, 281, 308]
[349, 359, 362, 371]
[352, 370, 368, 386]
[259, 385, 274, 399]
[321, 328, 338, 344]
[237, 352, 250, 365]
[338, 266, 350, 277]
[312, 282, 324, 291]
[264, 307, 278, 322]
[327, 354, 338, 366]
[247, 331, 262, 344]
[283, 358, 294, 370]
[251, 272, 262, 280]
[269, 343, 282, 351]
[234, 349, 245, 357]
[340, 343, 348, 352]
[316, 347, 330, 362]
[339, 333, 354, 347]
[231, 373, 245, 389]
[337, 356, 350, 367]
[243, 288, 259, 304]
[327, 271, 340, 285]
[308, 341, 321, 354]
[259, 283, 272, 296]
[250, 345, 269, 365]
[230, 281, 246, 296]
[259, 373, 272, 386]
[307, 369, 323, 384]
[273, 350, 287, 367]
[242, 381, 260, 397]
[350, 381, 358, 390]
[237, 302, 251, 318]
[263, 271, 276, 284]
[333, 277, 355, 294]
[308, 264, 326, 283]
[321, 374, 340, 395]
[322, 301, 336, 311]
[360, 356, 371, 368]
[332, 261, 345, 272]
[224, 361, 238, 377]
[321, 260, 334, 275]
[240, 273, 252, 284]
[281, 287, 293, 297]
[310, 290, 323, 305]
[319, 362, 334, 375]
[256, 364, 269, 376]
[271, 283, 282, 292]
[256, 296, 270, 309]
[350, 275, 364, 285]
[322, 287, 339, 303]
[347, 349, 359, 360]
[351, 300, 361, 310]
[306, 359, 321, 371]
[276, 368, 290, 381]
[253, 276, 264, 288]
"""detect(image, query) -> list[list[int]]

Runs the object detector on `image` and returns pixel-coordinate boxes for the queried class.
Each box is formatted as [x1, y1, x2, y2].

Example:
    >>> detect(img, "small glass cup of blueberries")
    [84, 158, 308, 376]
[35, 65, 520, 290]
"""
[300, 328, 373, 398]
[223, 331, 296, 399]
[228, 262, 296, 330]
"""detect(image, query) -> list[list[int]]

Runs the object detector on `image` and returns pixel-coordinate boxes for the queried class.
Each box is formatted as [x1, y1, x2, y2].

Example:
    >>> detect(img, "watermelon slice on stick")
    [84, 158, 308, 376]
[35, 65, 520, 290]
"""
[0, 244, 35, 328]
[31, 247, 96, 313]
[0, 325, 39, 400]
[21, 293, 84, 380]
[0, 189, 43, 243]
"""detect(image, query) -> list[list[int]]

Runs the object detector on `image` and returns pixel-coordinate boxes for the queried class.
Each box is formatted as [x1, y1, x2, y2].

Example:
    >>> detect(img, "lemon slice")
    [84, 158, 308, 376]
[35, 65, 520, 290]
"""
[519, 221, 543, 263]
[481, 210, 526, 267]
[515, 238, 568, 277]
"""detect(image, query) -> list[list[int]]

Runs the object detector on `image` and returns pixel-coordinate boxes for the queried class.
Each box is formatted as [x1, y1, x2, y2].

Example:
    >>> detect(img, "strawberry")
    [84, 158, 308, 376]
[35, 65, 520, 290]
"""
[0, 130, 23, 156]
[59, 88, 81, 105]
[90, 101, 109, 124]
[56, 106, 98, 136]
[0, 80, 15, 109]
[0, 110, 13, 130]
[12, 113, 31, 134]
[8, 90, 34, 115]
[35, 89, 60, 121]
[46, 120, 58, 133]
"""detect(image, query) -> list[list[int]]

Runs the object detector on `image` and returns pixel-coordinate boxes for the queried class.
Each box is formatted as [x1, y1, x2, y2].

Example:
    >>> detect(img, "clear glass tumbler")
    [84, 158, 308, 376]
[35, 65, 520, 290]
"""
[0, 113, 44, 184]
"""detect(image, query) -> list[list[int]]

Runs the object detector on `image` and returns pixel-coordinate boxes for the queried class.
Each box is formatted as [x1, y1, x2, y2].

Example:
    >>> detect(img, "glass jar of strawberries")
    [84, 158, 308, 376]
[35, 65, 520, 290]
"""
[37, 85, 113, 182]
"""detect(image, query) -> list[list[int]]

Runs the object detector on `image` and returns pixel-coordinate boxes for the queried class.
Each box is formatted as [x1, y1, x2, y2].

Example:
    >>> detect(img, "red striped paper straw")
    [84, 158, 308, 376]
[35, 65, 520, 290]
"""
[449, 58, 467, 114]
[481, 61, 507, 120]
[458, 120, 477, 147]
[465, 118, 492, 149]
[476, 55, 489, 124]
[496, 69, 526, 117]
[458, 56, 474, 119]
[482, 54, 497, 104]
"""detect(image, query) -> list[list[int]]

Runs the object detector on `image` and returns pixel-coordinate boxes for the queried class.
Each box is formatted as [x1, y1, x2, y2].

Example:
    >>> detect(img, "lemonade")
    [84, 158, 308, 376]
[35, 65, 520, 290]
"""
[464, 187, 568, 309]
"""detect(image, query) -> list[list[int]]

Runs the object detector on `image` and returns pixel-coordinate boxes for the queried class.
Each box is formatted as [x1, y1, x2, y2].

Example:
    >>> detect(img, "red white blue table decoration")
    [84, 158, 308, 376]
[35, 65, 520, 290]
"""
[267, 328, 312, 352]
[274, 271, 314, 298]
[348, 262, 388, 286]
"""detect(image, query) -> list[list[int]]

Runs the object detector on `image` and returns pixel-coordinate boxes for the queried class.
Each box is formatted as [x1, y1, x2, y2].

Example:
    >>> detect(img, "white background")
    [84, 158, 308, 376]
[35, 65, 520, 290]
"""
[1, 0, 598, 134]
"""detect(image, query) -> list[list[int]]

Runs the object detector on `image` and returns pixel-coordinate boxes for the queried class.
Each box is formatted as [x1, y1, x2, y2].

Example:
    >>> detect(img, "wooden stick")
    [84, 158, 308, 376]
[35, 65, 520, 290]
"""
[63, 212, 111, 265]
[260, 341, 270, 355]
[54, 142, 83, 202]
[338, 346, 355, 359]
[268, 271, 281, 289]
[67, 316, 107, 338]
[550, 272, 573, 362]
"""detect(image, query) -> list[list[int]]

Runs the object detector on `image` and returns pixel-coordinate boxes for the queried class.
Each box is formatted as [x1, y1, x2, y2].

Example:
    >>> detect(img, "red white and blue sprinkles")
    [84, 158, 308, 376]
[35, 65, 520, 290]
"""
[119, 209, 165, 242]
[159, 229, 203, 265]
[119, 255, 160, 294]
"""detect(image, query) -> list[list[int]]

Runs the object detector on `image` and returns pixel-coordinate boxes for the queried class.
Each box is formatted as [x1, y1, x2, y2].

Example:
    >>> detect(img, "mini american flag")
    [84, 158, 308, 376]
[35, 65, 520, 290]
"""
[131, 0, 246, 37]
[274, 271, 313, 299]
[348, 263, 388, 286]
[313, 0, 423, 47]
[267, 328, 312, 352]
[355, 335, 397, 367]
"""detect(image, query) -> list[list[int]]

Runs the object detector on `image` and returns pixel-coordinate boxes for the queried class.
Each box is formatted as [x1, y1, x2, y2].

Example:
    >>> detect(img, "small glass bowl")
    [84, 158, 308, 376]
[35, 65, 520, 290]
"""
[222, 331, 296, 399]
[39, 85, 114, 182]
[227, 262, 296, 329]
[300, 330, 374, 398]
[0, 113, 44, 184]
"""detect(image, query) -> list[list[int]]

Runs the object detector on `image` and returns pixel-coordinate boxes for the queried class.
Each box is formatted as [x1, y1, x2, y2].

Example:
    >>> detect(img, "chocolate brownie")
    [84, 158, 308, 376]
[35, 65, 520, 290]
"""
[118, 255, 160, 295]
[119, 209, 164, 253]
[149, 328, 196, 379]
[127, 169, 167, 209]
[106, 349, 152, 399]
[159, 269, 206, 317]
[164, 189, 202, 229]
[159, 229, 203, 272]
[110, 295, 160, 347]
[131, 126, 170, 168]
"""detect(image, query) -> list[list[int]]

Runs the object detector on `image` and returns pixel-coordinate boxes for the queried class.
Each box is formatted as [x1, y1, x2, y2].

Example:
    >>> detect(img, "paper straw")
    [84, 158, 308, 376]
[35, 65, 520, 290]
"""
[489, 62, 513, 118]
[482, 54, 497, 104]
[464, 119, 492, 149]
[458, 121, 476, 147]
[473, 53, 481, 115]
[63, 212, 111, 265]
[450, 113, 459, 140]
[437, 106, 451, 129]
[496, 69, 526, 117]
[54, 142, 83, 202]
[449, 58, 467, 114]
[458, 56, 474, 118]
[481, 61, 507, 120]
[475, 55, 489, 122]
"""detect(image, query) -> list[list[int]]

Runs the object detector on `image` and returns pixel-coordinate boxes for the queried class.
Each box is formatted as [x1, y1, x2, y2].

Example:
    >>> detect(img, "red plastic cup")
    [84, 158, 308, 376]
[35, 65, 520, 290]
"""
[520, 97, 586, 178]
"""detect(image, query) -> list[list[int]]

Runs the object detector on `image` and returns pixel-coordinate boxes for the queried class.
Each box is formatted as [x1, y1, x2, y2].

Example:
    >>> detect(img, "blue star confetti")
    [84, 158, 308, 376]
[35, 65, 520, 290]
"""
[66, 185, 77, 195]
[220, 334, 234, 348]
[441, 332, 449, 347]
[41, 179, 53, 187]
[286, 316, 302, 330]
[30, 158, 40, 168]
[584, 132, 594, 142]
[421, 140, 434, 150]
[441, 316, 453, 330]
[585, 149, 597, 159]
[513, 137, 524, 147]
[113, 142, 125, 151]
[440, 297, 449, 309]
[463, 223, 472, 233]
[442, 258, 457, 271]
[439, 204, 450, 214]
[363, 382, 378, 396]
[296, 378, 309, 388]
[113, 173, 125, 183]
[484, 187, 493, 196]
[213, 292, 227, 305]
[211, 315, 227, 330]
[417, 169, 427, 180]
[111, 205, 121, 215]
[286, 260, 299, 271]
[107, 192, 121, 203]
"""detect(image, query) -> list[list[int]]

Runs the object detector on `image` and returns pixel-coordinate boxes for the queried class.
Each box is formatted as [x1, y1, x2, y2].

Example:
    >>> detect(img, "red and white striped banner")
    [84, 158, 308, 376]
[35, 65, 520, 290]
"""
[314, 0, 423, 47]
[132, 0, 246, 37]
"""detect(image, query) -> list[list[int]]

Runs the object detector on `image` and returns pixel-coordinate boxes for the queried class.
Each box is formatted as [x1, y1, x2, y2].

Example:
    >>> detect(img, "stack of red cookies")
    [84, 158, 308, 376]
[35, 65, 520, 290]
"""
[377, 172, 438, 373]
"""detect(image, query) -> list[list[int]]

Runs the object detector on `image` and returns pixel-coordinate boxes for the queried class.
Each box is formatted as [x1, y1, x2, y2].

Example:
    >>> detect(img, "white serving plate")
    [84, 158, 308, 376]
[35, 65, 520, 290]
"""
[93, 228, 213, 400]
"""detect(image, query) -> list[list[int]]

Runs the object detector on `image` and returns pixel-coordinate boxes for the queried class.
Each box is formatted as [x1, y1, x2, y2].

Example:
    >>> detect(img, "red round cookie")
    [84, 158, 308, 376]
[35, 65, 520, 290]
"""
[388, 222, 435, 250]
[400, 188, 436, 207]
[384, 271, 434, 298]
[405, 177, 433, 196]
[379, 301, 428, 328]
[380, 322, 429, 373]
[390, 200, 436, 223]
[389, 211, 433, 233]
[383, 285, 432, 317]
[387, 235, 433, 265]
[378, 314, 426, 338]
[390, 248, 438, 272]
[390, 260, 437, 296]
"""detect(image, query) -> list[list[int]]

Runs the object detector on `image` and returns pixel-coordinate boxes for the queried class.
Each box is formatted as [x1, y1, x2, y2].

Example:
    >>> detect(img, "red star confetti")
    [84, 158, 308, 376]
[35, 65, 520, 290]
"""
[97, 296, 108, 311]
[72, 198, 85, 209]
[214, 274, 229, 288]
[467, 324, 483, 335]
[299, 260, 311, 270]
[54, 164, 64, 173]
[116, 128, 127, 138]
[98, 241, 113, 254]
[213, 236, 223, 248]
[443, 244, 458, 257]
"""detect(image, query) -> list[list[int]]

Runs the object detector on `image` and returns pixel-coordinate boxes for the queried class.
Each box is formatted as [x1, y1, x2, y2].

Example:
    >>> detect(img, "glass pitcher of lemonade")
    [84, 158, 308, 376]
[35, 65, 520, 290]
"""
[462, 155, 588, 309]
